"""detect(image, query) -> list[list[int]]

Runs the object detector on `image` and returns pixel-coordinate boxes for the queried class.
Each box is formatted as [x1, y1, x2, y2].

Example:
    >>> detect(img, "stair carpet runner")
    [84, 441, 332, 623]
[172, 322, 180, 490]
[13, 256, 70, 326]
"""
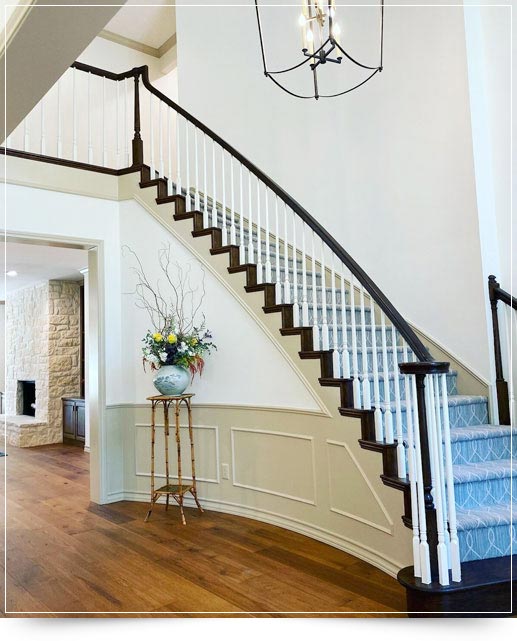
[179, 196, 517, 566]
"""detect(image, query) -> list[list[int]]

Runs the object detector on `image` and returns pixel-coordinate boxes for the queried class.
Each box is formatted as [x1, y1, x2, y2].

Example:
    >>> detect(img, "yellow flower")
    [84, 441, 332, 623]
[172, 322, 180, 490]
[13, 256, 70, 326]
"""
[191, 338, 198, 346]
[167, 333, 177, 344]
[152, 333, 163, 342]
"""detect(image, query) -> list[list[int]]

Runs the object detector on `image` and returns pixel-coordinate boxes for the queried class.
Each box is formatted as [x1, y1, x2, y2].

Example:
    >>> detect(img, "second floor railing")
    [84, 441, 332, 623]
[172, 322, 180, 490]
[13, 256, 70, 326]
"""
[1, 61, 462, 586]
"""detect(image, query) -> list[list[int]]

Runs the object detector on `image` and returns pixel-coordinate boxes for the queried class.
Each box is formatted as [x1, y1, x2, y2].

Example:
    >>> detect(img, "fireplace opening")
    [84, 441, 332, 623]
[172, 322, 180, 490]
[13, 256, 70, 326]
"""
[18, 381, 36, 417]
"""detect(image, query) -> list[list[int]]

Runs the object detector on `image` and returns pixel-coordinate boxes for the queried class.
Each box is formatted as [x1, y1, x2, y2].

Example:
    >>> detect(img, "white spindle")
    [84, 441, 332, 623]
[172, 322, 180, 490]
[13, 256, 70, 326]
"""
[23, 111, 30, 153]
[320, 240, 329, 349]
[73, 68, 78, 161]
[203, 133, 208, 226]
[370, 295, 383, 439]
[283, 204, 290, 304]
[247, 172, 254, 263]
[264, 188, 272, 282]
[340, 269, 350, 378]
[185, 122, 191, 210]
[102, 77, 106, 167]
[410, 374, 432, 584]
[331, 255, 339, 375]
[116, 80, 120, 168]
[87, 72, 93, 164]
[311, 232, 319, 348]
[380, 311, 394, 442]
[221, 148, 227, 244]
[211, 140, 217, 227]
[301, 223, 309, 325]
[391, 325, 405, 478]
[229, 157, 236, 244]
[256, 178, 263, 284]
[349, 274, 361, 407]
[194, 127, 200, 211]
[359, 284, 371, 409]
[149, 91, 155, 176]
[40, 96, 46, 155]
[158, 99, 164, 178]
[56, 79, 62, 158]
[440, 372, 461, 582]
[291, 211, 298, 324]
[167, 108, 173, 196]
[124, 77, 129, 167]
[239, 164, 245, 263]
[426, 375, 450, 586]
[176, 114, 182, 197]
[275, 197, 282, 303]
[404, 371, 422, 579]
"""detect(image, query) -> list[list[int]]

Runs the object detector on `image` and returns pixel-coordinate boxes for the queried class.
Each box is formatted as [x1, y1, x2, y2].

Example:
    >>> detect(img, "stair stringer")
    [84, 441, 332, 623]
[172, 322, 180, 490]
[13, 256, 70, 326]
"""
[119, 168, 415, 578]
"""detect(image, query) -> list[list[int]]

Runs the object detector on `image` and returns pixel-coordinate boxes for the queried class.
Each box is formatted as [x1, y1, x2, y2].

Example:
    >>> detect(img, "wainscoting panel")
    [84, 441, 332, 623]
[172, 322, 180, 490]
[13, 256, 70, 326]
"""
[231, 427, 316, 505]
[326, 439, 393, 534]
[135, 423, 219, 484]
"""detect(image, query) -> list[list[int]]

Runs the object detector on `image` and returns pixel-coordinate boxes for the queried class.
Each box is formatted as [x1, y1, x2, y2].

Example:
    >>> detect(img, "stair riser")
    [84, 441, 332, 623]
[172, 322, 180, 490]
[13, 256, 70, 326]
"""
[458, 523, 517, 562]
[451, 436, 517, 466]
[395, 400, 489, 432]
[454, 476, 517, 510]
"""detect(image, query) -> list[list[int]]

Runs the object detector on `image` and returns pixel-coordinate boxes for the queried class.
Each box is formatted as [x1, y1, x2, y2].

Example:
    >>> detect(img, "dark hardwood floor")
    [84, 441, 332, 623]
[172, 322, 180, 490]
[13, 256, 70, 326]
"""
[0, 444, 406, 617]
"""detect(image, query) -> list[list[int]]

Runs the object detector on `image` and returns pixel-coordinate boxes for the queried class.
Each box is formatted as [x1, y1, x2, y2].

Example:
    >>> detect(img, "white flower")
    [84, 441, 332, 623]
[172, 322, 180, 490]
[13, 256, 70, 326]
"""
[159, 351, 168, 363]
[148, 354, 160, 365]
[179, 342, 187, 353]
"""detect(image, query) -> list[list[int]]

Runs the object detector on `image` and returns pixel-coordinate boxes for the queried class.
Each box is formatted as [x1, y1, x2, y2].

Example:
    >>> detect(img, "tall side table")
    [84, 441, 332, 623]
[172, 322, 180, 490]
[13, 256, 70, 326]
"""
[144, 394, 203, 525]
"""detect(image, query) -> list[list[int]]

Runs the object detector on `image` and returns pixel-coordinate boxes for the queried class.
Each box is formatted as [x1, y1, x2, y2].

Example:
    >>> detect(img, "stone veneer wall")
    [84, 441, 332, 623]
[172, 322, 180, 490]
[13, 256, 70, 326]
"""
[4, 280, 81, 445]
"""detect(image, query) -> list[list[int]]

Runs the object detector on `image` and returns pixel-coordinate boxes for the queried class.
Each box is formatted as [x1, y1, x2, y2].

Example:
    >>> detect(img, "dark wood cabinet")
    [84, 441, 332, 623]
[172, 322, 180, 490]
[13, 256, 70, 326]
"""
[62, 398, 86, 445]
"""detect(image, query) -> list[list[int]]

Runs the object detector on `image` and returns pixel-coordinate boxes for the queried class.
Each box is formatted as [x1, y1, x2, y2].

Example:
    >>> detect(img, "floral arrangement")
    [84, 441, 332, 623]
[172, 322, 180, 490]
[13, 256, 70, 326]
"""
[124, 243, 216, 381]
[142, 324, 215, 376]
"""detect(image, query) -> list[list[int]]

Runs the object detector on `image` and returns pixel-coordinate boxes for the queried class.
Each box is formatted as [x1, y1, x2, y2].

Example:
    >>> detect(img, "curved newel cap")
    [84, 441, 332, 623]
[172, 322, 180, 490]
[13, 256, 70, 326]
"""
[399, 362, 450, 375]
[70, 60, 433, 363]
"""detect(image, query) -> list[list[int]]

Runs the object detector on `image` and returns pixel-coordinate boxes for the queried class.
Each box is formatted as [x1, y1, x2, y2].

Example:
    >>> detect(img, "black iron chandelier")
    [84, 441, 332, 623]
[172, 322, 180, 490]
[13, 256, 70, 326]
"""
[255, 1, 385, 100]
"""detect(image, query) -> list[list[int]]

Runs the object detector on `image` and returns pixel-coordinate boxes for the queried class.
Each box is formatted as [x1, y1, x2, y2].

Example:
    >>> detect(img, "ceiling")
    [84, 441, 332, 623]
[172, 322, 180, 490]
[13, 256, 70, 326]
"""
[103, 0, 176, 51]
[1, 242, 88, 300]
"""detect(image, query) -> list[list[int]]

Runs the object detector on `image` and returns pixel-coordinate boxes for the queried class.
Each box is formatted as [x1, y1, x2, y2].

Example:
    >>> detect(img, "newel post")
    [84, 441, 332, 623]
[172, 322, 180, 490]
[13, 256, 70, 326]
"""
[399, 361, 450, 582]
[131, 70, 144, 167]
[488, 275, 510, 425]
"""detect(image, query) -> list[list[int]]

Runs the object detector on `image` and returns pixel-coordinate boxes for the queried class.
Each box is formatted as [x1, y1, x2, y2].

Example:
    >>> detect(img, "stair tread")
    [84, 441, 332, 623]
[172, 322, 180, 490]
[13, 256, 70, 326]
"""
[456, 501, 517, 530]
[453, 458, 516, 483]
[449, 425, 517, 442]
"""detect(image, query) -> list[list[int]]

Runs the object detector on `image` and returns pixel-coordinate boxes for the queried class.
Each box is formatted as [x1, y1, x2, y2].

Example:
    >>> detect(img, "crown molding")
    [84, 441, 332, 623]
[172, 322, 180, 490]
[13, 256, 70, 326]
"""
[98, 29, 176, 61]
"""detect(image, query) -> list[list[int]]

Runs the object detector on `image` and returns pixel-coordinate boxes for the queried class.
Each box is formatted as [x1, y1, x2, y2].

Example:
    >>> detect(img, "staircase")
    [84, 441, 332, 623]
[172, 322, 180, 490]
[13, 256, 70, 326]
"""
[2, 61, 515, 616]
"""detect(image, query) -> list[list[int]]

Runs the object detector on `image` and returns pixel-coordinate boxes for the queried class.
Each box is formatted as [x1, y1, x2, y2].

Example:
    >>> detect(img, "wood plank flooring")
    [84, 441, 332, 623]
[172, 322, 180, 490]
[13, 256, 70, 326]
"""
[0, 444, 406, 617]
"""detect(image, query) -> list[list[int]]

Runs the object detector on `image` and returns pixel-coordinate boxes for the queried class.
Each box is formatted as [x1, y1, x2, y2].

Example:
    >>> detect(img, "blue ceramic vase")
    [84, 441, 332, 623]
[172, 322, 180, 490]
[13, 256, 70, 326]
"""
[153, 365, 190, 396]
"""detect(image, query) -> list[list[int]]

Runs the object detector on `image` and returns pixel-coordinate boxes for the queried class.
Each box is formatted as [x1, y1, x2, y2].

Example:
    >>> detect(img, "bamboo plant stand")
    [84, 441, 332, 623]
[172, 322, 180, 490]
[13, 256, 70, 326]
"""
[144, 394, 203, 525]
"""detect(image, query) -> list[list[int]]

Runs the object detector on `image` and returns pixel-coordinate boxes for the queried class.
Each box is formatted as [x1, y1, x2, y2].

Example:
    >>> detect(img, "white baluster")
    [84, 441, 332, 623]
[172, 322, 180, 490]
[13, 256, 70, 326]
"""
[404, 372, 422, 579]
[340, 268, 350, 379]
[102, 77, 106, 167]
[349, 273, 361, 408]
[194, 127, 200, 210]
[87, 72, 93, 164]
[158, 99, 164, 178]
[440, 372, 461, 582]
[392, 325, 405, 478]
[256, 178, 263, 283]
[124, 77, 129, 167]
[73, 68, 78, 161]
[331, 255, 339, 376]
[185, 121, 191, 210]
[311, 231, 319, 348]
[283, 204, 290, 304]
[40, 96, 46, 155]
[275, 196, 282, 303]
[247, 172, 254, 263]
[211, 140, 217, 227]
[264, 187, 272, 282]
[370, 296, 383, 439]
[291, 210, 298, 324]
[23, 111, 30, 153]
[229, 156, 236, 244]
[320, 239, 329, 349]
[149, 91, 155, 176]
[410, 374, 432, 584]
[167, 108, 173, 196]
[116, 80, 120, 169]
[56, 79, 62, 158]
[203, 133, 208, 226]
[380, 310, 394, 443]
[359, 283, 371, 409]
[176, 114, 182, 197]
[426, 375, 449, 586]
[300, 222, 309, 325]
[239, 164, 245, 263]
[221, 148, 227, 243]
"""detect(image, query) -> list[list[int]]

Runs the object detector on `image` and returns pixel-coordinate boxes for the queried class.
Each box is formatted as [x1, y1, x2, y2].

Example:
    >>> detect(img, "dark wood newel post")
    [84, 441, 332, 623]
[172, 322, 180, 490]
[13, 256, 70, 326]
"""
[488, 275, 511, 425]
[132, 71, 144, 167]
[399, 360, 450, 582]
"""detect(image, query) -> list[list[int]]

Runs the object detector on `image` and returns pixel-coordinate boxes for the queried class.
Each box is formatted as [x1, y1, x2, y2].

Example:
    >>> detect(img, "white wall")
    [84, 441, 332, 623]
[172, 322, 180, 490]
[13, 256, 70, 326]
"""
[174, 0, 499, 381]
[0, 302, 5, 394]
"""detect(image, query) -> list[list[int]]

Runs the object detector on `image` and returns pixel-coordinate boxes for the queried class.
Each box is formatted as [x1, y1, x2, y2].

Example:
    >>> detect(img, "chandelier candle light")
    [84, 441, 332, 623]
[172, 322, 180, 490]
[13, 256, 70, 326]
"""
[255, 0, 385, 99]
